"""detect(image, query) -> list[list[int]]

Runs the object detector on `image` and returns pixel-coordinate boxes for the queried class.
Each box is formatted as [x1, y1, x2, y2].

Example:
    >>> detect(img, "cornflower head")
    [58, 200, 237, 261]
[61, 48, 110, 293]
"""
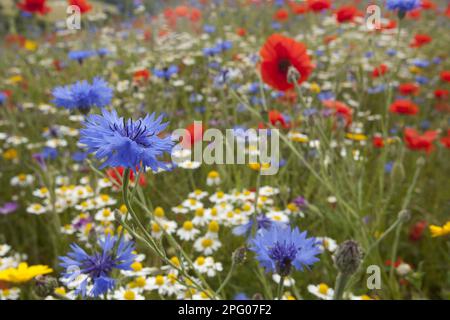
[51, 77, 113, 113]
[250, 224, 320, 276]
[79, 108, 173, 172]
[59, 235, 135, 297]
[386, 0, 421, 17]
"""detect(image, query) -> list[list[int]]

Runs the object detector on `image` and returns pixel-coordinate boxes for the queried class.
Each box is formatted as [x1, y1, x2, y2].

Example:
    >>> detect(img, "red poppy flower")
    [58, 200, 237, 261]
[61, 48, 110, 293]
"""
[69, 0, 92, 14]
[385, 258, 403, 268]
[17, 0, 51, 15]
[372, 135, 385, 148]
[434, 89, 449, 100]
[189, 8, 202, 22]
[409, 220, 427, 242]
[268, 110, 290, 129]
[174, 6, 189, 17]
[322, 100, 353, 128]
[236, 28, 247, 37]
[307, 0, 331, 12]
[407, 8, 421, 20]
[335, 6, 361, 23]
[106, 167, 147, 188]
[410, 34, 432, 48]
[260, 34, 313, 91]
[133, 69, 151, 83]
[182, 122, 205, 148]
[398, 83, 419, 96]
[290, 3, 308, 15]
[440, 70, 450, 82]
[440, 130, 450, 148]
[404, 128, 438, 153]
[389, 100, 419, 115]
[372, 64, 389, 78]
[273, 8, 289, 21]
[4, 34, 26, 47]
[421, 0, 436, 10]
[381, 19, 397, 30]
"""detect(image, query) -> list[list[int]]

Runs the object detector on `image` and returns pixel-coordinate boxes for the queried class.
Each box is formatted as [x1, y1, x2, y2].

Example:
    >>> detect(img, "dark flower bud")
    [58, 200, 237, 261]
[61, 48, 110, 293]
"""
[34, 275, 59, 298]
[252, 293, 264, 300]
[232, 247, 247, 264]
[398, 209, 411, 222]
[333, 240, 363, 276]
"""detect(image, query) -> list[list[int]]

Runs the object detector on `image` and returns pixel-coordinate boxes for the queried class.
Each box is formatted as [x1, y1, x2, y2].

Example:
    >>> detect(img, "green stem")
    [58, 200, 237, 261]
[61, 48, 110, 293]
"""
[333, 272, 350, 300]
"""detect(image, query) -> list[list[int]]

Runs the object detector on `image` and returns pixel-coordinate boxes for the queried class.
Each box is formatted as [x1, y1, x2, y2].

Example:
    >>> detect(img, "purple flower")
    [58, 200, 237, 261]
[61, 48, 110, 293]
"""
[0, 202, 19, 215]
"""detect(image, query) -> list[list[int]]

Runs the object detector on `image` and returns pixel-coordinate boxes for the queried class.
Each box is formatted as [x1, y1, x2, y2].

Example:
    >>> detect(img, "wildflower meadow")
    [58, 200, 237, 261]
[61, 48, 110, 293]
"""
[0, 0, 449, 303]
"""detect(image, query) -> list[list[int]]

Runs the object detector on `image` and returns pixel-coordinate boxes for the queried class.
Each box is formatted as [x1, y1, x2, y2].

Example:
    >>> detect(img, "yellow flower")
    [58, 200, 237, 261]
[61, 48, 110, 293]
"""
[24, 40, 38, 51]
[0, 263, 53, 283]
[8, 75, 23, 85]
[2, 148, 18, 160]
[429, 221, 450, 237]
[309, 82, 321, 93]
[248, 162, 270, 171]
[207, 170, 219, 178]
[346, 133, 368, 141]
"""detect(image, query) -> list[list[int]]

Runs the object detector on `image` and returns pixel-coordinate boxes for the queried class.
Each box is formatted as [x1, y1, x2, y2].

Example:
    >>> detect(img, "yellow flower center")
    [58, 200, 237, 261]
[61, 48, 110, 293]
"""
[208, 171, 219, 178]
[54, 287, 66, 296]
[195, 208, 204, 217]
[201, 238, 213, 248]
[155, 275, 165, 286]
[318, 283, 329, 295]
[123, 290, 135, 300]
[183, 221, 194, 231]
[154, 207, 165, 218]
[131, 261, 143, 271]
[208, 221, 219, 233]
[196, 256, 206, 266]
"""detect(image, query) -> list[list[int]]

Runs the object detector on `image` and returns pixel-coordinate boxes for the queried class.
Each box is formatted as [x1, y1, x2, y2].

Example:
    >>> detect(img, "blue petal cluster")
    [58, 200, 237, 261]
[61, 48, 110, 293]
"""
[59, 236, 135, 297]
[52, 77, 113, 112]
[249, 224, 320, 276]
[79, 108, 173, 171]
[386, 0, 421, 12]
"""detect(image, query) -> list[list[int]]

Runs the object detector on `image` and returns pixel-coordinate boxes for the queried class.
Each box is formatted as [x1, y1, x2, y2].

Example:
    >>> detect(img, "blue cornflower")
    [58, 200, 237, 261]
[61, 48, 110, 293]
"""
[41, 147, 58, 160]
[59, 236, 135, 297]
[386, 0, 421, 13]
[215, 40, 233, 53]
[233, 214, 274, 237]
[79, 108, 173, 171]
[52, 77, 113, 113]
[0, 92, 7, 105]
[68, 50, 95, 63]
[250, 224, 320, 276]
[153, 65, 178, 80]
[203, 24, 216, 33]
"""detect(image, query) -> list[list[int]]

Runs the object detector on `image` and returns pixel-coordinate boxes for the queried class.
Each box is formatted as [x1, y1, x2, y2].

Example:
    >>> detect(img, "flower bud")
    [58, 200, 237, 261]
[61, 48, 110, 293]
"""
[398, 209, 411, 222]
[232, 247, 247, 264]
[252, 293, 264, 300]
[333, 240, 363, 276]
[34, 275, 59, 298]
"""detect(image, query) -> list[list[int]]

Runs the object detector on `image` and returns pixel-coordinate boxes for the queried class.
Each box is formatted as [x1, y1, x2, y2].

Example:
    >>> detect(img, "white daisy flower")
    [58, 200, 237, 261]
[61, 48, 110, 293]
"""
[194, 236, 222, 255]
[176, 221, 200, 241]
[307, 283, 334, 300]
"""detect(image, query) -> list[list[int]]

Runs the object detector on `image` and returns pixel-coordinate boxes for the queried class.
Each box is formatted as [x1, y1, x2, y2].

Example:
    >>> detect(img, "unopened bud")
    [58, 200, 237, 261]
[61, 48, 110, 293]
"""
[252, 293, 264, 300]
[398, 209, 411, 222]
[34, 275, 59, 298]
[232, 247, 247, 264]
[333, 240, 363, 276]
